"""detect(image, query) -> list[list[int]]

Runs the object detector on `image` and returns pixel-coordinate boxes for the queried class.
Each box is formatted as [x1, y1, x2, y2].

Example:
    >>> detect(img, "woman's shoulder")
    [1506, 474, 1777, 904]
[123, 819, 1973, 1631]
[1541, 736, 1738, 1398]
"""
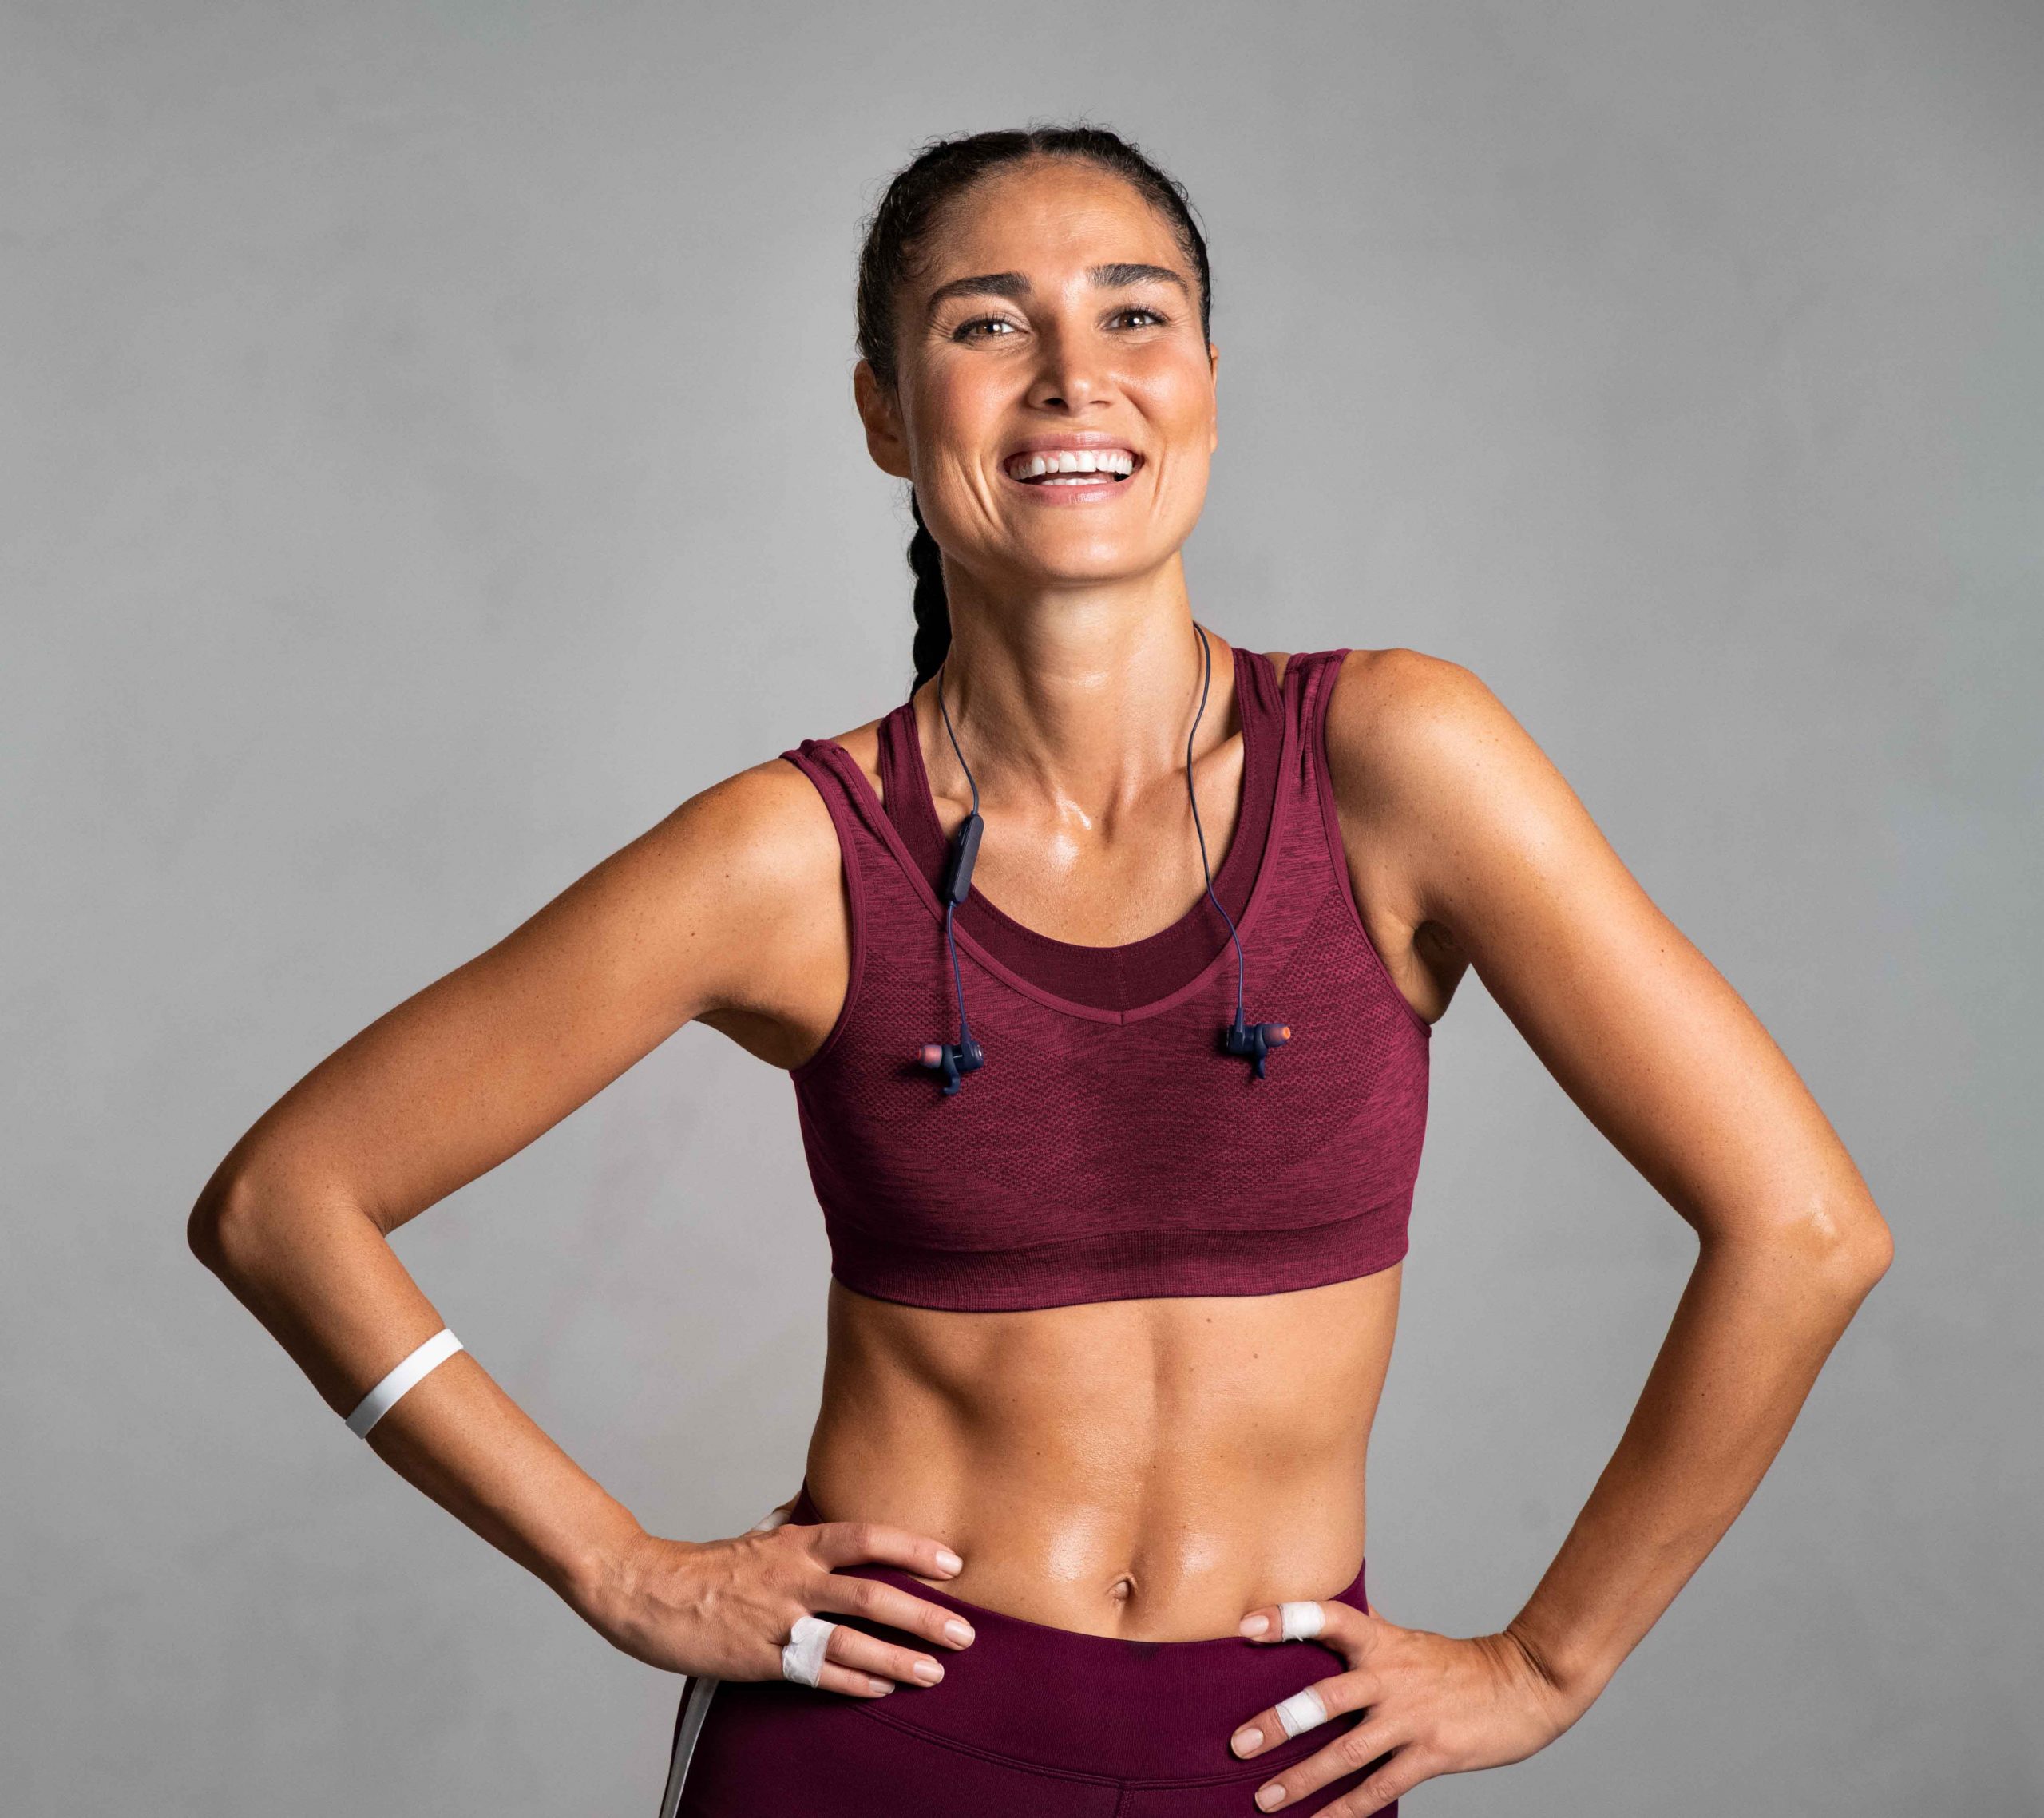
[1250, 644, 1495, 748]
[650, 707, 897, 888]
[1288, 646, 1516, 793]
[1308, 644, 1581, 912]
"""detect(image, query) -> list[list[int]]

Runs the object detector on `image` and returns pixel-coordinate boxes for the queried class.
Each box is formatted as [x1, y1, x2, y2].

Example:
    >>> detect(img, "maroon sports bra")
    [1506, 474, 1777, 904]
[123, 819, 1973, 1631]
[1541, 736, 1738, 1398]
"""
[780, 645, 1431, 1313]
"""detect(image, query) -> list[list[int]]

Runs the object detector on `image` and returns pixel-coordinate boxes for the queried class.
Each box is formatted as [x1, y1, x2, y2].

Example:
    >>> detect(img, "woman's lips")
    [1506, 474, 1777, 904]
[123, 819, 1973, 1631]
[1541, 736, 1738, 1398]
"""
[999, 447, 1143, 503]
[1004, 447, 1139, 481]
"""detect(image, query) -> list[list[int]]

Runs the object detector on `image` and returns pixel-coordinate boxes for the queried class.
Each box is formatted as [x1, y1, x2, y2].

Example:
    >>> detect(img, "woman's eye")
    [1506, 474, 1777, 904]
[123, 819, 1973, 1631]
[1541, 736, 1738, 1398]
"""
[1115, 307, 1167, 328]
[956, 315, 1019, 339]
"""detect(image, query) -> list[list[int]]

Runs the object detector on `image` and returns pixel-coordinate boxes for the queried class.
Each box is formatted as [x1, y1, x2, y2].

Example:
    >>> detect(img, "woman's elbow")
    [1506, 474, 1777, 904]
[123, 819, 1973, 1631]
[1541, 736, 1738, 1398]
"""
[1844, 1207, 1895, 1293]
[1805, 1193, 1895, 1302]
[1725, 1187, 1895, 1304]
[188, 1153, 386, 1295]
[186, 1165, 285, 1286]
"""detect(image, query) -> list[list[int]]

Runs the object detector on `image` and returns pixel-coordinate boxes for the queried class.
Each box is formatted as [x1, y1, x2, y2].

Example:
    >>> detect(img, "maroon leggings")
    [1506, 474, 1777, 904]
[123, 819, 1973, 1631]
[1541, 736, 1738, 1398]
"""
[671, 1483, 1394, 1816]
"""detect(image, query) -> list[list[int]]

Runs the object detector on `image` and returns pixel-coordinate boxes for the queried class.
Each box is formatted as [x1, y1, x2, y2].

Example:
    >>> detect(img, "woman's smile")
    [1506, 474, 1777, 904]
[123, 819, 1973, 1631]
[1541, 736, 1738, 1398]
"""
[998, 434, 1144, 505]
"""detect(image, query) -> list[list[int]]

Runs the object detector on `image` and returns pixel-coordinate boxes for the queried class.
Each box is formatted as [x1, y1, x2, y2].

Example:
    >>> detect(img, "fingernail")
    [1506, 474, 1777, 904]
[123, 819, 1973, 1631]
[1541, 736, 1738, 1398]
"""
[1231, 1726, 1262, 1757]
[869, 1678, 894, 1695]
[1255, 1784, 1287, 1811]
[935, 1549, 964, 1574]
[1239, 1614, 1270, 1638]
[913, 1659, 943, 1685]
[945, 1618, 975, 1646]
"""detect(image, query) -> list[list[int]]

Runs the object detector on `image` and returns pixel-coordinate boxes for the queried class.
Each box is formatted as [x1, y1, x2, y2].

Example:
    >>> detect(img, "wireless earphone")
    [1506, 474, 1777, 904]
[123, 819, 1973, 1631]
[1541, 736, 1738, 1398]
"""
[1186, 625, 1293, 1079]
[917, 624, 1291, 1094]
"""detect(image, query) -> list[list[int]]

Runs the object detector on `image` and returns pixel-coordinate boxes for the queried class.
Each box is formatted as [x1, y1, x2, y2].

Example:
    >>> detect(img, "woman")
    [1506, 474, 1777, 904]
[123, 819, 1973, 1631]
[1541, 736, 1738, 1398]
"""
[189, 127, 1894, 1816]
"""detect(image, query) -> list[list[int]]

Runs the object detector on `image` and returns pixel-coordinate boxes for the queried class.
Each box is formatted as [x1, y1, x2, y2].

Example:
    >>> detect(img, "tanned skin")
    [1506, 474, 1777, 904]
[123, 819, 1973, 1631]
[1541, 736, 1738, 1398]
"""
[190, 156, 1891, 1813]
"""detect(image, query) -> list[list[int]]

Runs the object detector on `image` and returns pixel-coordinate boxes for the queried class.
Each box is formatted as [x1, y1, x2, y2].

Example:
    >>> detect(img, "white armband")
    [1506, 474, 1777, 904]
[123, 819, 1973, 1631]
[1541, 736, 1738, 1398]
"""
[346, 1329, 464, 1436]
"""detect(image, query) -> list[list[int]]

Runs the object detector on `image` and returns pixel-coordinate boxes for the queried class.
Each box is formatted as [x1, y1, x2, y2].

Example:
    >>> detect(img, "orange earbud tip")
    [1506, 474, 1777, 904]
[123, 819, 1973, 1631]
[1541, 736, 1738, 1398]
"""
[1276, 1026, 1292, 1041]
[918, 1044, 945, 1067]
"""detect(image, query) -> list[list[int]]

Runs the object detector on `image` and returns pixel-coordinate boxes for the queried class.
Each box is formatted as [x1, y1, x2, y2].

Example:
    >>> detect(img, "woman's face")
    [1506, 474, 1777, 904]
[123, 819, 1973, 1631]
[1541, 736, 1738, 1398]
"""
[854, 157, 1218, 598]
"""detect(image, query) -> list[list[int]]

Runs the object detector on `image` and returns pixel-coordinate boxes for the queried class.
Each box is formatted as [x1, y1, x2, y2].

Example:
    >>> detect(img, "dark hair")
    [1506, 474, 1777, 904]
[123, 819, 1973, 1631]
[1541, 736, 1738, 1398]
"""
[854, 125, 1214, 691]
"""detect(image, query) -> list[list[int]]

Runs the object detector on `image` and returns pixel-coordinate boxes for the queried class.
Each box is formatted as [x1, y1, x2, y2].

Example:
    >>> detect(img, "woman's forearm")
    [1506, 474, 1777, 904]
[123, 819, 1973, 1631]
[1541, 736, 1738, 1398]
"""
[188, 1166, 646, 1614]
[1502, 1214, 1889, 1706]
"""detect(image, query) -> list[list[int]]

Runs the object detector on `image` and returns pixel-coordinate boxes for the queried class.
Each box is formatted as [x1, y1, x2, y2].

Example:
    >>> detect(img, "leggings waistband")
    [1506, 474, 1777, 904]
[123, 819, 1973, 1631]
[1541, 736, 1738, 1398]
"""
[786, 1479, 1370, 1782]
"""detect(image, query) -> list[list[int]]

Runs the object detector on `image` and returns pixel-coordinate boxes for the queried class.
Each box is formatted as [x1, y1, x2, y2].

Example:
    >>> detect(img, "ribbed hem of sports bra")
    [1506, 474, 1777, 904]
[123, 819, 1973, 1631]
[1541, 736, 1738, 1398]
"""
[824, 1194, 1414, 1313]
[1305, 651, 1434, 1044]
[789, 671, 1304, 1036]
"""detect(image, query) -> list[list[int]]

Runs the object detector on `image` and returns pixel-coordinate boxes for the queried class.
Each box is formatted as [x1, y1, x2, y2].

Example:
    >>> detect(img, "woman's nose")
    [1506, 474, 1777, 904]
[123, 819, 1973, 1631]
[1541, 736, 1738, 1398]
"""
[1024, 327, 1110, 411]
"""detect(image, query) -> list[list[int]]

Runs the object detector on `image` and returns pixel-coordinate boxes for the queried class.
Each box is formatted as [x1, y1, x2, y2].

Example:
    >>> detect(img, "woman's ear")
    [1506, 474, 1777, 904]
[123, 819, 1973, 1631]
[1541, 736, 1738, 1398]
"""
[1209, 343, 1220, 454]
[852, 359, 913, 480]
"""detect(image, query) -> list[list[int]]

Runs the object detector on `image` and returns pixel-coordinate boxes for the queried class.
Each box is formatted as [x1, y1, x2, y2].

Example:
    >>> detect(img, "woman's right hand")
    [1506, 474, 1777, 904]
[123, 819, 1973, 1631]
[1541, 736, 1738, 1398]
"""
[572, 1519, 977, 1697]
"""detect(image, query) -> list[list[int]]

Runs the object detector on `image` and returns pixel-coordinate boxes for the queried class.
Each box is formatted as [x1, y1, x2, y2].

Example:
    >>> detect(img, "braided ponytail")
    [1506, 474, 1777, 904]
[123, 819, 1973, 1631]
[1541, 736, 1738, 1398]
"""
[854, 125, 1211, 694]
[907, 490, 950, 690]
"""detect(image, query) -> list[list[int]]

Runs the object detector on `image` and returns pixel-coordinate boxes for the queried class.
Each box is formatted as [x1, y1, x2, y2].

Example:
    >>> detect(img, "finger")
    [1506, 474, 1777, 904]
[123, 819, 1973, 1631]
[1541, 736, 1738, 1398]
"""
[819, 1620, 950, 1690]
[806, 1518, 965, 1582]
[778, 1614, 896, 1699]
[1229, 1669, 1382, 1758]
[814, 1570, 979, 1651]
[1238, 1596, 1369, 1653]
[1247, 1720, 1407, 1812]
[1316, 1766, 1431, 1818]
[1313, 1747, 1433, 1818]
[811, 1664, 896, 1698]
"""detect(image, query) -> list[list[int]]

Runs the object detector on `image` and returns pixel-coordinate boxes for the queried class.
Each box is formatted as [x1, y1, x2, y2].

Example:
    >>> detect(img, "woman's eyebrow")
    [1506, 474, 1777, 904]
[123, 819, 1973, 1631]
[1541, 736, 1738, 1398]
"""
[924, 263, 1191, 322]
[924, 272, 1030, 320]
[1088, 262, 1190, 296]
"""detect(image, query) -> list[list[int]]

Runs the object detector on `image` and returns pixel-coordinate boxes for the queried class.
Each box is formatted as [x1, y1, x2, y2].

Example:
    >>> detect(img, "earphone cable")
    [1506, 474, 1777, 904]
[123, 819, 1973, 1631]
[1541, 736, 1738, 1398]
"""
[937, 661, 980, 817]
[1185, 624, 1249, 1029]
[936, 663, 978, 1049]
[942, 901, 972, 1046]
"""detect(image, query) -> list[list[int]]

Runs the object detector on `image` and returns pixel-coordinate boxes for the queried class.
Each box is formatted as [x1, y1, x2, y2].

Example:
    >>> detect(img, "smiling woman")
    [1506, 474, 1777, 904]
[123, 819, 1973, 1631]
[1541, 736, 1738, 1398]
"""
[189, 123, 1892, 1818]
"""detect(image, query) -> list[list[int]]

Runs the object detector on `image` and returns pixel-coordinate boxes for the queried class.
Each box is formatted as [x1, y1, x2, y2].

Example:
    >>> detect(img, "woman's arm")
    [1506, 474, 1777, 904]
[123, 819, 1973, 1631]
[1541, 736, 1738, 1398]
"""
[1230, 650, 1893, 1814]
[188, 756, 974, 1695]
[1337, 648, 1893, 1691]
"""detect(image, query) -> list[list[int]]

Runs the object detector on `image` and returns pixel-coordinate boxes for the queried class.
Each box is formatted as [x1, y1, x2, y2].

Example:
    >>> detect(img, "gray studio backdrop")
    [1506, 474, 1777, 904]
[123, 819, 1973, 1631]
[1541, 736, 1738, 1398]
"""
[5, 2, 2038, 1812]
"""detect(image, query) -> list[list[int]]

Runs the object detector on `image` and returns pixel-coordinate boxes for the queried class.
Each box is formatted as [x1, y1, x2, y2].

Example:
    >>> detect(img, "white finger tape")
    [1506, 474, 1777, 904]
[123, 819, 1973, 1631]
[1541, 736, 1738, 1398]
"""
[1274, 1685, 1329, 1740]
[780, 1614, 837, 1688]
[1278, 1601, 1326, 1641]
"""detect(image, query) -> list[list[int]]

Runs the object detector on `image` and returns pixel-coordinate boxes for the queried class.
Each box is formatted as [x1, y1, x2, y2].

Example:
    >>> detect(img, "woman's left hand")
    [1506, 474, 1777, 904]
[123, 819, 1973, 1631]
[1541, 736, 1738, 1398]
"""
[1226, 1596, 1592, 1813]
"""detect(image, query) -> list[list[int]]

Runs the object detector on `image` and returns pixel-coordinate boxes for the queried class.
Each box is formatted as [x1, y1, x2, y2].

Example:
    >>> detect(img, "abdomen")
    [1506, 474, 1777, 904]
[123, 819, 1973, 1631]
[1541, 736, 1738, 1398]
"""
[803, 1265, 1401, 1640]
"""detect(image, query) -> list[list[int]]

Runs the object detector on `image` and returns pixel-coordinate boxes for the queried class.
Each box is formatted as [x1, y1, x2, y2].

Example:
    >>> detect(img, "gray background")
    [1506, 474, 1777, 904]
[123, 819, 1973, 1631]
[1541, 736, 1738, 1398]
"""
[5, 2, 2038, 1812]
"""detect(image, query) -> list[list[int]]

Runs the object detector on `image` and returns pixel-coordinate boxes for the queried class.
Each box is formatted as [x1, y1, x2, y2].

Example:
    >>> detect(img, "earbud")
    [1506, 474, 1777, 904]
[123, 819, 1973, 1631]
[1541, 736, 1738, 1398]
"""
[1223, 1016, 1293, 1080]
[917, 1036, 985, 1095]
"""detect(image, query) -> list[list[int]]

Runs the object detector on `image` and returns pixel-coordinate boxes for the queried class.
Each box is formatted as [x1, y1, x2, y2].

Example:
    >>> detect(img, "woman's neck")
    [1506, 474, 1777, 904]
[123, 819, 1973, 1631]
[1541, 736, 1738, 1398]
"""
[929, 558, 1230, 815]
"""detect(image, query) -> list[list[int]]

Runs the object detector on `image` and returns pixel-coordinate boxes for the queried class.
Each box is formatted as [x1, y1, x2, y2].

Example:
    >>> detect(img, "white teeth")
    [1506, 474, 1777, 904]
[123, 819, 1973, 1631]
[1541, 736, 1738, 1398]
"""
[1006, 448, 1137, 481]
